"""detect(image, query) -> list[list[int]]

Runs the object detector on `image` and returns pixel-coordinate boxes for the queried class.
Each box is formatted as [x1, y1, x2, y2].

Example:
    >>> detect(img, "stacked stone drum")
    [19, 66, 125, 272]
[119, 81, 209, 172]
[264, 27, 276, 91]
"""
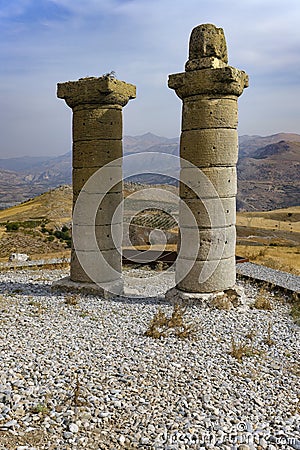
[168, 24, 248, 293]
[57, 76, 136, 295]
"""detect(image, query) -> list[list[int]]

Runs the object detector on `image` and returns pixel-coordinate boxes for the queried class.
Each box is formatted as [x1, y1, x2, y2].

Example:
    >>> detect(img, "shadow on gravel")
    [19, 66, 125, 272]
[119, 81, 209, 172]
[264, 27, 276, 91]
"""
[0, 280, 171, 306]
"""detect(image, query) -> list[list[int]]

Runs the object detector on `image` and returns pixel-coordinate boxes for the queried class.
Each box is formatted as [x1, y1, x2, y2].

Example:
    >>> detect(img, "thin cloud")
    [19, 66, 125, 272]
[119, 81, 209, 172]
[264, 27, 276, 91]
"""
[0, 0, 300, 157]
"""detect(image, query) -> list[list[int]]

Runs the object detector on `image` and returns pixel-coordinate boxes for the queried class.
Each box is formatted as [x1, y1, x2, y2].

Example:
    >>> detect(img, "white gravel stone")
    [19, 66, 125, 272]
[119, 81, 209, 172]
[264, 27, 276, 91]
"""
[69, 422, 79, 433]
[0, 267, 299, 450]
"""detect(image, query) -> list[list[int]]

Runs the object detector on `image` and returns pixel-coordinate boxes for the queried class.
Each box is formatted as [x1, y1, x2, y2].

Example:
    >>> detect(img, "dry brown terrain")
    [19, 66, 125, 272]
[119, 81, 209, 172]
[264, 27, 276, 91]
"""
[236, 206, 300, 275]
[0, 185, 299, 274]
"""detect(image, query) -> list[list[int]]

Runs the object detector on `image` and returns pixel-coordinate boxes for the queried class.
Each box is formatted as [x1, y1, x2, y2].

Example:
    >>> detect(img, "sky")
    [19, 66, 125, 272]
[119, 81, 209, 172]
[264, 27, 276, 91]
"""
[1, 0, 300, 158]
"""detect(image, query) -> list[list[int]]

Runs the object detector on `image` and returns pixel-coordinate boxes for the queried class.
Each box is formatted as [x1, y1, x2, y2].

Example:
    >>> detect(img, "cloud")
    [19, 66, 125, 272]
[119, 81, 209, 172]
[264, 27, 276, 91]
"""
[1, 0, 300, 157]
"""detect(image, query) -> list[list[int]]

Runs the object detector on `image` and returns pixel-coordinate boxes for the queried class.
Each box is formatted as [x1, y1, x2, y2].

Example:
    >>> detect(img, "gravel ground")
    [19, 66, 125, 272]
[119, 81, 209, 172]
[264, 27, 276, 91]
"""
[0, 268, 299, 450]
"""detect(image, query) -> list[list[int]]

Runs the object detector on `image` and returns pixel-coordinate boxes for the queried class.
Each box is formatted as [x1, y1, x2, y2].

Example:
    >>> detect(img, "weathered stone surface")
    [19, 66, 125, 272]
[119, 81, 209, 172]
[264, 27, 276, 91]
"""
[182, 97, 238, 130]
[73, 107, 122, 141]
[53, 276, 124, 297]
[180, 129, 238, 167]
[73, 192, 122, 226]
[168, 66, 249, 99]
[57, 76, 136, 108]
[57, 76, 135, 289]
[176, 256, 236, 293]
[73, 166, 122, 194]
[73, 140, 122, 168]
[178, 225, 236, 260]
[70, 248, 122, 283]
[168, 23, 248, 294]
[180, 166, 237, 199]
[73, 223, 123, 251]
[188, 23, 228, 65]
[179, 197, 236, 228]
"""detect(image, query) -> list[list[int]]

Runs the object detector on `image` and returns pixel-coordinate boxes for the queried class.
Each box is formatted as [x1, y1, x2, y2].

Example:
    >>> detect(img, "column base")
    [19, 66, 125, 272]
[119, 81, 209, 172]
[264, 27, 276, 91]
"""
[165, 287, 215, 305]
[165, 286, 248, 310]
[52, 276, 123, 298]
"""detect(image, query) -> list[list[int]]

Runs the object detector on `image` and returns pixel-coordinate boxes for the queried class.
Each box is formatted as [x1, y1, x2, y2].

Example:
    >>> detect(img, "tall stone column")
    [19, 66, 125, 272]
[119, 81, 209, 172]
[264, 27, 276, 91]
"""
[54, 76, 136, 296]
[168, 24, 248, 293]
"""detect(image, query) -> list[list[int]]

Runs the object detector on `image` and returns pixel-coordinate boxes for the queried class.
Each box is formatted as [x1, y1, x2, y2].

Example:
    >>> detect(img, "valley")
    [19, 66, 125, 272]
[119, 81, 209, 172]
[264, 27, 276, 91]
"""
[0, 132, 299, 212]
[0, 182, 299, 275]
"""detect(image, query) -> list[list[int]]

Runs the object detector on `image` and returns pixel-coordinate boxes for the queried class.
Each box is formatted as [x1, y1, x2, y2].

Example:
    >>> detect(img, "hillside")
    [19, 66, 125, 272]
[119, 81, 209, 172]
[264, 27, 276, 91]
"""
[237, 140, 300, 211]
[0, 132, 299, 211]
[238, 132, 300, 157]
[0, 185, 72, 225]
[0, 184, 299, 274]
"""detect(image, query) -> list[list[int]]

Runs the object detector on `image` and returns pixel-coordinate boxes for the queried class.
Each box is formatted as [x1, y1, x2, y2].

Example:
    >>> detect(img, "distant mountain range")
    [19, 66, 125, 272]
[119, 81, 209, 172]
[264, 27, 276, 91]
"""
[0, 132, 299, 211]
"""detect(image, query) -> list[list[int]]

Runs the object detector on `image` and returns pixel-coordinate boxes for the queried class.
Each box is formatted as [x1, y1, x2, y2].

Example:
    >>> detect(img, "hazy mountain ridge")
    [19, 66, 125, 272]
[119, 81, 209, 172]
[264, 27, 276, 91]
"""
[237, 139, 300, 210]
[251, 140, 300, 160]
[123, 132, 179, 154]
[0, 132, 299, 211]
[238, 132, 300, 158]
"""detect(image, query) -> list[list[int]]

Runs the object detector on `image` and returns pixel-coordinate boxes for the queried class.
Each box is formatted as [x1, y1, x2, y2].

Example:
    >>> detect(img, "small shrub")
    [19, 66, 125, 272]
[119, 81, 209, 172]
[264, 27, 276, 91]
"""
[291, 301, 300, 326]
[211, 294, 232, 310]
[145, 304, 198, 340]
[64, 295, 78, 306]
[254, 288, 273, 310]
[5, 222, 20, 232]
[31, 403, 50, 416]
[229, 336, 261, 362]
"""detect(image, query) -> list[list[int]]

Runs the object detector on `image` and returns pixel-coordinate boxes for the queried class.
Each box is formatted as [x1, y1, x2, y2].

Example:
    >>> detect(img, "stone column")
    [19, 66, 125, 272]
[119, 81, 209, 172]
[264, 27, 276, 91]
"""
[168, 24, 248, 293]
[54, 76, 136, 296]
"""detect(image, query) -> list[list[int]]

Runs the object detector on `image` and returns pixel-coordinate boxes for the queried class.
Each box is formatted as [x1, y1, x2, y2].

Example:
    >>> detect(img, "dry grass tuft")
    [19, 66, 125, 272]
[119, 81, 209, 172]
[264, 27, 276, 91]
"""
[229, 337, 252, 362]
[229, 336, 262, 362]
[211, 294, 232, 310]
[60, 371, 87, 408]
[64, 294, 79, 306]
[254, 287, 273, 310]
[211, 288, 241, 310]
[289, 291, 300, 326]
[263, 322, 275, 346]
[145, 304, 198, 340]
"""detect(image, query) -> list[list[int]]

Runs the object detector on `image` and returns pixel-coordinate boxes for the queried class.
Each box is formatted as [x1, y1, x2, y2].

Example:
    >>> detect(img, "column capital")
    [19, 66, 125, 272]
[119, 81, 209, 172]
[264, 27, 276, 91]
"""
[168, 23, 248, 99]
[57, 76, 136, 108]
[168, 66, 249, 99]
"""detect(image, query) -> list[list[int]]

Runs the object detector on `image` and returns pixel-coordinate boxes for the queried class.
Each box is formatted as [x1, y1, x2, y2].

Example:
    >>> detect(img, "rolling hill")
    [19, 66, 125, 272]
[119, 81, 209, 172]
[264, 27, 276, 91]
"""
[0, 132, 299, 211]
[0, 184, 299, 274]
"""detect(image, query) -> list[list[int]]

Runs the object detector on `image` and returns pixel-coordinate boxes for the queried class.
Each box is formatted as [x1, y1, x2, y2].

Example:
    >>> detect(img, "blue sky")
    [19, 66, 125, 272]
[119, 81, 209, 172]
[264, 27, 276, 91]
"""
[1, 0, 300, 157]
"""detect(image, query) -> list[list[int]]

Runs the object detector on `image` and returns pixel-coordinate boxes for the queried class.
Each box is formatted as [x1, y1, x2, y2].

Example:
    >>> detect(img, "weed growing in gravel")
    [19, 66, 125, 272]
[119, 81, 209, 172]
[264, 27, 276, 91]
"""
[263, 322, 274, 346]
[63, 372, 87, 407]
[28, 299, 45, 314]
[0, 294, 12, 313]
[64, 294, 79, 306]
[31, 403, 50, 417]
[211, 289, 241, 310]
[211, 294, 232, 310]
[290, 292, 300, 326]
[254, 287, 273, 310]
[229, 336, 262, 362]
[79, 310, 89, 318]
[145, 304, 198, 339]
